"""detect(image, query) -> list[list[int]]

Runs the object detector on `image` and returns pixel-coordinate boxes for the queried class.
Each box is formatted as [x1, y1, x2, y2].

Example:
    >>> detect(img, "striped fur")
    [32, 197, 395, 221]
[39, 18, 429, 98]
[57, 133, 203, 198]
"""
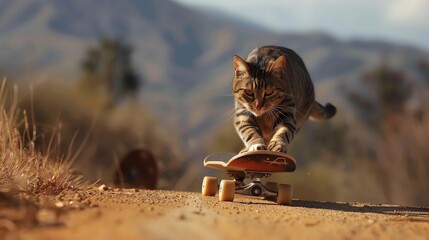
[233, 46, 336, 153]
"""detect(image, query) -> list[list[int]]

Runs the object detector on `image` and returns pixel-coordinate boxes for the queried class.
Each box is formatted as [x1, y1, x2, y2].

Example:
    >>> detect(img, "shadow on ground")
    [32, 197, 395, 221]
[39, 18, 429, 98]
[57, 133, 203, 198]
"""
[293, 200, 429, 220]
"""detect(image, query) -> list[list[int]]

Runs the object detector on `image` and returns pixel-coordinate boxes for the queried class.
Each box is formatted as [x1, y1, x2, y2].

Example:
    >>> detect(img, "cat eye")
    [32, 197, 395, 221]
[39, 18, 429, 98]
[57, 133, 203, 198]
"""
[265, 89, 274, 96]
[243, 89, 254, 97]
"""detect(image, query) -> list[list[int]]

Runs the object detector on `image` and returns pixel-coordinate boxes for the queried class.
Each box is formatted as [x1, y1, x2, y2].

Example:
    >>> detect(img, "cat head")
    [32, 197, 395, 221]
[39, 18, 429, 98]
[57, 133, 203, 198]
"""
[232, 55, 287, 116]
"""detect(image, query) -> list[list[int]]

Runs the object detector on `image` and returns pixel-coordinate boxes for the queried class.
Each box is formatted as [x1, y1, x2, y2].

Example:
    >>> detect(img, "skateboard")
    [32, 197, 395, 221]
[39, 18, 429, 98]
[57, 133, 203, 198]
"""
[202, 150, 296, 205]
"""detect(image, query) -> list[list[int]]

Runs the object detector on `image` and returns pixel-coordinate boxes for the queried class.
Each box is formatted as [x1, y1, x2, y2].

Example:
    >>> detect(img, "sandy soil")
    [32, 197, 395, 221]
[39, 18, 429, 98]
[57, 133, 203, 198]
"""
[1, 188, 429, 240]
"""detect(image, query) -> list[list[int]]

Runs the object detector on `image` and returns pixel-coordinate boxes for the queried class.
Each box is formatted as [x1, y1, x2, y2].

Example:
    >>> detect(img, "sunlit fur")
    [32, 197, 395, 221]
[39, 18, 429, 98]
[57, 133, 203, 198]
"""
[232, 46, 336, 153]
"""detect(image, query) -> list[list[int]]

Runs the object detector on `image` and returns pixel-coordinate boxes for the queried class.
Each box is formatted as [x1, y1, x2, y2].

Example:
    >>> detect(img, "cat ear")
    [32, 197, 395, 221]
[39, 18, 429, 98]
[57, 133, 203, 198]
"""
[269, 55, 286, 77]
[233, 55, 250, 77]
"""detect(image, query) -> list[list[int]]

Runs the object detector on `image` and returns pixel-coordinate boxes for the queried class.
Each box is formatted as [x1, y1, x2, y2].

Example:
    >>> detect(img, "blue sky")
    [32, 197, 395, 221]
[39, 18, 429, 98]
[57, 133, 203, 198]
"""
[173, 0, 429, 51]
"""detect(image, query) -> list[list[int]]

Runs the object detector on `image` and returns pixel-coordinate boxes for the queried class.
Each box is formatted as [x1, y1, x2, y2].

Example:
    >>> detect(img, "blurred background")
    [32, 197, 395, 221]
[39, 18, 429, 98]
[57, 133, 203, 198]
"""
[1, 0, 428, 206]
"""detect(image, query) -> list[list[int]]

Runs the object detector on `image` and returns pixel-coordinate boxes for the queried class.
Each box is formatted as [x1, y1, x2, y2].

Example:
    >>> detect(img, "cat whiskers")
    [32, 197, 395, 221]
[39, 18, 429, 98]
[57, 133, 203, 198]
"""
[270, 106, 290, 119]
[224, 106, 251, 123]
[267, 110, 277, 123]
[214, 93, 234, 97]
[223, 107, 237, 122]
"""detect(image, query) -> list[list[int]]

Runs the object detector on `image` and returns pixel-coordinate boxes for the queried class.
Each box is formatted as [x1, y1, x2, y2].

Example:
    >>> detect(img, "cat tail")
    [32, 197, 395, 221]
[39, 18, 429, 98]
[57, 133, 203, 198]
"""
[309, 101, 337, 121]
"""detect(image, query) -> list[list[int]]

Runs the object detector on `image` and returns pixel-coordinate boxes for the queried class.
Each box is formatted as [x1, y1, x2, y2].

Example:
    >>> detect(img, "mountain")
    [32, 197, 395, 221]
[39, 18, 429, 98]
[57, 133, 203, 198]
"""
[1, 0, 428, 156]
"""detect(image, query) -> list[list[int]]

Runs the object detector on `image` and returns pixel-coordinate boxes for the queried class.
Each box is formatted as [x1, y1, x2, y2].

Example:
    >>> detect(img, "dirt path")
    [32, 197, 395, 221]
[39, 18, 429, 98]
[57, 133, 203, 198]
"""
[3, 189, 429, 240]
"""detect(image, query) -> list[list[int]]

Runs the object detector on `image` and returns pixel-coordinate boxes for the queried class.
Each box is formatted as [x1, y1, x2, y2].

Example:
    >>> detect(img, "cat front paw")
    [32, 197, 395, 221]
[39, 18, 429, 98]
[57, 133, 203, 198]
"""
[268, 141, 288, 153]
[248, 143, 267, 151]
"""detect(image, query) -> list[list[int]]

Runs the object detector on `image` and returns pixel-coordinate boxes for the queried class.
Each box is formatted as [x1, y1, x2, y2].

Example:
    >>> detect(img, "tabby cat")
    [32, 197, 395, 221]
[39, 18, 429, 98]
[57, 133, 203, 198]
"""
[233, 46, 336, 153]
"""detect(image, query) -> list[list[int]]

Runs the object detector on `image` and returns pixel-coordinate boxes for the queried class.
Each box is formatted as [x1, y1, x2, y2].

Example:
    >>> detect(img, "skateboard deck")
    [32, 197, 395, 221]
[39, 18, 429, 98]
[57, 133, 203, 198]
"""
[204, 150, 296, 173]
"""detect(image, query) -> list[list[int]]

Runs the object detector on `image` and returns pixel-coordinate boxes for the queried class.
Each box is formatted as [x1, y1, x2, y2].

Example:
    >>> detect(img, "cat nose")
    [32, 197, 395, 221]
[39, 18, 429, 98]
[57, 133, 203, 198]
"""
[255, 99, 263, 110]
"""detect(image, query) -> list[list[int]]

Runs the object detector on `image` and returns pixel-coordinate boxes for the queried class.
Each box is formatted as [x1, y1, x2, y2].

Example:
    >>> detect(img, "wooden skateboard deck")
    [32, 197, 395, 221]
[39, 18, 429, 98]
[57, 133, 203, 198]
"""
[204, 150, 296, 173]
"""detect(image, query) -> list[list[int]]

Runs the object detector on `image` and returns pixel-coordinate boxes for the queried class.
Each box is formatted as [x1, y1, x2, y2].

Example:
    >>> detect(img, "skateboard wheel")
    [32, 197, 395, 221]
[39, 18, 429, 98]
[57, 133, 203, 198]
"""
[277, 184, 293, 205]
[202, 176, 218, 196]
[266, 181, 278, 192]
[219, 180, 235, 202]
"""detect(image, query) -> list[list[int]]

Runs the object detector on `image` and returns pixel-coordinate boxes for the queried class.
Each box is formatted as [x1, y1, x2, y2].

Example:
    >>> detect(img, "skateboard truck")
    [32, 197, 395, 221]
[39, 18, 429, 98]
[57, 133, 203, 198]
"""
[202, 150, 296, 205]
[235, 180, 278, 198]
[229, 171, 276, 197]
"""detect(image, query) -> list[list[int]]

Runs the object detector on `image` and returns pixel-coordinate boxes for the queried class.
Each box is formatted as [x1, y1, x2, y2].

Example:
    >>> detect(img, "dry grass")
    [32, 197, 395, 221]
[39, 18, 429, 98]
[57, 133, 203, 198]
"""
[0, 79, 84, 195]
[12, 78, 184, 190]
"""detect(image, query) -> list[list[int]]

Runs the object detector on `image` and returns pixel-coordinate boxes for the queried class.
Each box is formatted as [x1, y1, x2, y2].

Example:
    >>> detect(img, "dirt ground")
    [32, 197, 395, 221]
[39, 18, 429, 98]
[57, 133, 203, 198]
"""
[1, 188, 429, 240]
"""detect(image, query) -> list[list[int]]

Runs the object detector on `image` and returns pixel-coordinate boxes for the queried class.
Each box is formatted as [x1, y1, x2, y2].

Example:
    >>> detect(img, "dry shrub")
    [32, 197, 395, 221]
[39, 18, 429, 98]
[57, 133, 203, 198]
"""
[291, 112, 429, 206]
[268, 152, 388, 204]
[376, 111, 429, 206]
[0, 80, 83, 194]
[16, 79, 183, 190]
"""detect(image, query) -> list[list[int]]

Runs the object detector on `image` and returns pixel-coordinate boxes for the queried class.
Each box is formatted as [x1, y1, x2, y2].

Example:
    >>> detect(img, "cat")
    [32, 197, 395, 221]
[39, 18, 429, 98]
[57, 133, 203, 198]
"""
[233, 46, 336, 153]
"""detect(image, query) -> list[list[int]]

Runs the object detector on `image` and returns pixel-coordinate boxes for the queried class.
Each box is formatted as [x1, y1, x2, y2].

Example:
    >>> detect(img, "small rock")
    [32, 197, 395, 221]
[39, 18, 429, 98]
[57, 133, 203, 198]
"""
[98, 184, 108, 191]
[37, 209, 59, 226]
[55, 202, 65, 208]
[368, 219, 376, 224]
[304, 221, 319, 227]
